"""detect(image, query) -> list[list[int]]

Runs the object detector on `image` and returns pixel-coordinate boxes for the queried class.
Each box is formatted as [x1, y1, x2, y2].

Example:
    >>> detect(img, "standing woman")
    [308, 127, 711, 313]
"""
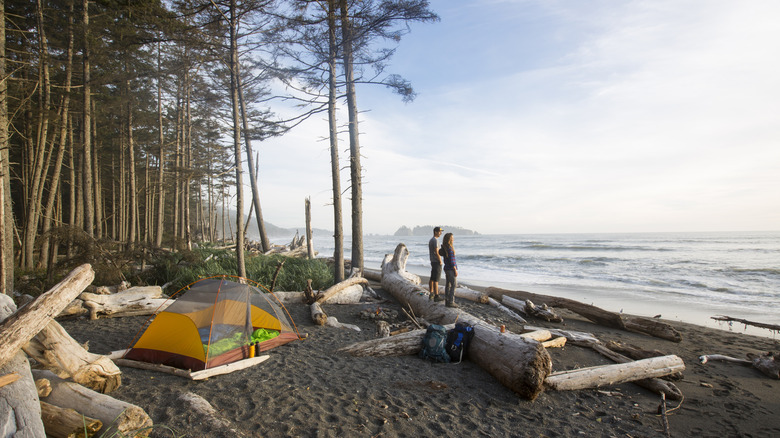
[441, 233, 459, 308]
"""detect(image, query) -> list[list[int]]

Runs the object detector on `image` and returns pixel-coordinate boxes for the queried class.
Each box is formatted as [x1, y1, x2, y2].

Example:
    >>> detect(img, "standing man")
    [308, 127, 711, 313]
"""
[429, 226, 444, 301]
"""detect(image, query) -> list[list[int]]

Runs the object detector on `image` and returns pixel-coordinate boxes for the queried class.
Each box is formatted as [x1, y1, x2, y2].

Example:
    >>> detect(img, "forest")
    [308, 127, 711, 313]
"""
[0, 0, 438, 295]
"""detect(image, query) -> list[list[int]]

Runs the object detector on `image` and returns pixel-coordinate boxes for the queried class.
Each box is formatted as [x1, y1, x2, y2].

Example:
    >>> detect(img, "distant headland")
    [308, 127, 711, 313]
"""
[393, 225, 479, 236]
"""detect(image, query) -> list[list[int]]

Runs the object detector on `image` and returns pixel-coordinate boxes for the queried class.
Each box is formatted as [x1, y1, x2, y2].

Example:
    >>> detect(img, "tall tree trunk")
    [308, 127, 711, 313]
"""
[237, 69, 270, 252]
[328, 0, 344, 282]
[22, 0, 54, 269]
[126, 78, 137, 248]
[340, 0, 363, 272]
[155, 43, 165, 248]
[82, 0, 95, 239]
[0, 0, 13, 294]
[39, 0, 74, 267]
[183, 71, 192, 251]
[229, 0, 246, 278]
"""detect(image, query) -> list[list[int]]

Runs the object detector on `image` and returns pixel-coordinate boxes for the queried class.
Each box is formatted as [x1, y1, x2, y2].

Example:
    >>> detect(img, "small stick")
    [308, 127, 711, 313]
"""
[660, 393, 671, 438]
[401, 306, 422, 329]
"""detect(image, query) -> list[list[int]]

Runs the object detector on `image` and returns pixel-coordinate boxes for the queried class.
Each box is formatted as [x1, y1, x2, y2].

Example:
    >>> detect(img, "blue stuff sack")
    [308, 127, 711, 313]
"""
[419, 324, 451, 363]
[446, 322, 475, 363]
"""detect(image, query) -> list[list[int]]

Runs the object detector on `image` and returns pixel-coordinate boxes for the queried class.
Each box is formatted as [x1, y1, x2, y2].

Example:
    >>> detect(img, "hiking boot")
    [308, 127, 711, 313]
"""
[446, 302, 459, 308]
[434, 295, 445, 302]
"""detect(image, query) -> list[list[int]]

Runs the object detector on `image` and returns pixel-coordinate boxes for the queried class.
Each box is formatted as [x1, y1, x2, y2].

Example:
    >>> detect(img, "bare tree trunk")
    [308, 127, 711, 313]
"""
[229, 0, 246, 278]
[237, 67, 270, 252]
[340, 0, 363, 272]
[155, 43, 165, 248]
[82, 0, 94, 239]
[328, 0, 344, 283]
[0, 0, 13, 295]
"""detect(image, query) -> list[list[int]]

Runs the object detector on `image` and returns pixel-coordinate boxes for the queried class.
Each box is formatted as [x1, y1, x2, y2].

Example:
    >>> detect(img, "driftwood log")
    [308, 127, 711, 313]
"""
[0, 294, 47, 437]
[22, 319, 121, 393]
[487, 286, 682, 342]
[545, 355, 685, 391]
[33, 369, 152, 437]
[0, 264, 95, 369]
[453, 286, 490, 304]
[573, 340, 684, 400]
[315, 276, 368, 304]
[60, 286, 170, 320]
[711, 315, 780, 332]
[40, 400, 102, 437]
[310, 302, 327, 326]
[486, 297, 528, 323]
[381, 243, 552, 400]
[502, 296, 563, 323]
[339, 324, 455, 357]
[114, 355, 271, 381]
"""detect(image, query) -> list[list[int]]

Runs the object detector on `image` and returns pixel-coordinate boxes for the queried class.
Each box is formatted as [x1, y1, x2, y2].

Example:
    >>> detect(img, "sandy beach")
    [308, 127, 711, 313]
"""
[59, 280, 780, 438]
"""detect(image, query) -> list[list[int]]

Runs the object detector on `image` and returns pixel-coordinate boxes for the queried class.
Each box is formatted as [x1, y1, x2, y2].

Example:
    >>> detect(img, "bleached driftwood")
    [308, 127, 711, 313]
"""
[40, 400, 102, 438]
[541, 337, 567, 349]
[454, 286, 490, 304]
[84, 281, 130, 295]
[310, 302, 327, 326]
[699, 352, 780, 379]
[486, 297, 528, 323]
[114, 355, 270, 381]
[340, 324, 455, 357]
[544, 355, 685, 391]
[33, 369, 152, 437]
[487, 286, 682, 342]
[273, 291, 306, 303]
[315, 276, 369, 304]
[519, 330, 552, 342]
[78, 286, 170, 320]
[0, 264, 95, 369]
[179, 392, 250, 437]
[574, 340, 683, 400]
[324, 317, 360, 331]
[0, 294, 46, 437]
[502, 296, 563, 323]
[23, 319, 122, 393]
[362, 269, 382, 282]
[381, 243, 552, 400]
[525, 325, 601, 344]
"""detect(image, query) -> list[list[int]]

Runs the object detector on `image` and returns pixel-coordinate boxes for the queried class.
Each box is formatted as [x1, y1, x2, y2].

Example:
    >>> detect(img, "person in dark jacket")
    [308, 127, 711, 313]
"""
[440, 232, 459, 308]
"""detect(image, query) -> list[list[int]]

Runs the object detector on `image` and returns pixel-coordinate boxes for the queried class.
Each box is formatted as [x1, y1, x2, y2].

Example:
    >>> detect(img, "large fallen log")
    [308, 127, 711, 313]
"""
[486, 286, 682, 342]
[22, 319, 121, 393]
[40, 401, 102, 438]
[381, 244, 552, 400]
[0, 294, 47, 437]
[0, 264, 95, 369]
[66, 286, 170, 320]
[33, 369, 152, 437]
[544, 355, 685, 391]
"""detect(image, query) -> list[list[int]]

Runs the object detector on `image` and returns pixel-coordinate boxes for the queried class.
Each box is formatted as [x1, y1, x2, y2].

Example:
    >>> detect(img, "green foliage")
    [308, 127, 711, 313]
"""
[136, 248, 334, 293]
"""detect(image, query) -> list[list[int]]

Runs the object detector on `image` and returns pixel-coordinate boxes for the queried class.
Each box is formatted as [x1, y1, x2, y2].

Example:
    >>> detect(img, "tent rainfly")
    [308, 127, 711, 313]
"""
[124, 277, 298, 371]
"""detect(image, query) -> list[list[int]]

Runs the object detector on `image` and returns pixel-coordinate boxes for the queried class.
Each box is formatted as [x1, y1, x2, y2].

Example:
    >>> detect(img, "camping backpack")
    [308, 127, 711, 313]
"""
[419, 324, 451, 363]
[446, 322, 475, 363]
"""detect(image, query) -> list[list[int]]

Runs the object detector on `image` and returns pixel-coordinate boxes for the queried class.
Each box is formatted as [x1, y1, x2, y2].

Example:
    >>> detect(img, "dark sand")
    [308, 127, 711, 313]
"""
[59, 281, 780, 438]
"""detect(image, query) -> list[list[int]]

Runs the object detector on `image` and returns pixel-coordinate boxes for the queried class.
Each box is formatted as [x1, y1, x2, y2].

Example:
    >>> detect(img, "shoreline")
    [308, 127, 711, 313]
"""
[398, 264, 779, 339]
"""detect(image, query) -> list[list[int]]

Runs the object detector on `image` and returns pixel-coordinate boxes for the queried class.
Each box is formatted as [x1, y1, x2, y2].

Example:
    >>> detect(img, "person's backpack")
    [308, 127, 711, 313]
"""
[446, 322, 475, 363]
[419, 324, 450, 363]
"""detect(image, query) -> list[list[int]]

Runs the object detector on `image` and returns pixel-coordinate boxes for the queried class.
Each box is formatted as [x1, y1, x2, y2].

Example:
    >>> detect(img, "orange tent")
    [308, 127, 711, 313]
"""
[124, 277, 298, 371]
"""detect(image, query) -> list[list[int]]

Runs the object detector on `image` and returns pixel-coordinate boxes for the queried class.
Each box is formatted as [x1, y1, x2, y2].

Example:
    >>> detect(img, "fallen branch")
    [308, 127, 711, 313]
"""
[487, 286, 682, 342]
[711, 315, 780, 332]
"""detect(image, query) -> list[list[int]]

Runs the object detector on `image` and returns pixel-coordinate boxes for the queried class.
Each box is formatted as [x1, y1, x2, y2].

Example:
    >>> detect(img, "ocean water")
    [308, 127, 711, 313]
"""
[303, 231, 780, 336]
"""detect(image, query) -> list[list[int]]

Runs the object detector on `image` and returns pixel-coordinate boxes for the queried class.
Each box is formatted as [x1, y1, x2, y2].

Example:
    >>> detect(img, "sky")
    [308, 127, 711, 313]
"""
[255, 0, 780, 236]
